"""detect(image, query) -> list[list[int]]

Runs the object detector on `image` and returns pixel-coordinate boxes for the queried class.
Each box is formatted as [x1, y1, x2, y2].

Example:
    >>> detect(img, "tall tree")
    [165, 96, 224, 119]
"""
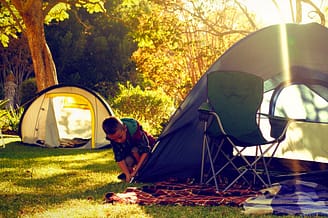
[0, 34, 33, 104]
[0, 0, 105, 91]
[45, 7, 137, 93]
[118, 0, 256, 103]
[117, 0, 327, 104]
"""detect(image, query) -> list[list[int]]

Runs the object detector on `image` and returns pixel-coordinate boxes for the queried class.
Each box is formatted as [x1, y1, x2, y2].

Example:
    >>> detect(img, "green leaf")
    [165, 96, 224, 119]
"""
[44, 3, 71, 24]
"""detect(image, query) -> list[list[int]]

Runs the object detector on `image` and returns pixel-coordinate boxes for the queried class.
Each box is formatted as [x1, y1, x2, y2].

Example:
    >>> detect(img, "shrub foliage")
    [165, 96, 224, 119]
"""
[110, 83, 175, 136]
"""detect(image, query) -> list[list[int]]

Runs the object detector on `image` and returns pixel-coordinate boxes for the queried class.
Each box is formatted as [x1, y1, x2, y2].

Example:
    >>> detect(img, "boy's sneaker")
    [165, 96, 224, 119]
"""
[117, 173, 126, 180]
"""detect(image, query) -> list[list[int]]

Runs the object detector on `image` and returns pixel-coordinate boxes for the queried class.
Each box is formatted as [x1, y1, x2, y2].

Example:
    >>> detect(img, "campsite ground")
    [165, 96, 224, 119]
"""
[0, 136, 309, 218]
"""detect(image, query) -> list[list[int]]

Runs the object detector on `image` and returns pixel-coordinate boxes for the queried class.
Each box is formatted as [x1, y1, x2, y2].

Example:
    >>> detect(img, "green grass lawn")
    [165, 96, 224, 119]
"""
[0, 136, 305, 218]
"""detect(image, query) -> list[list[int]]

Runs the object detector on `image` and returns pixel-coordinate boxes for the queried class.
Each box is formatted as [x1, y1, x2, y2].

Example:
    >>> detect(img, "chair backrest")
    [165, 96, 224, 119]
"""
[207, 71, 264, 138]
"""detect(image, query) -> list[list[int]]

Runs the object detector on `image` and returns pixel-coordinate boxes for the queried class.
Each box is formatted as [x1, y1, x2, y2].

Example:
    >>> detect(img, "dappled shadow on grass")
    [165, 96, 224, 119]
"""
[0, 140, 138, 217]
[1, 141, 110, 159]
[0, 181, 136, 217]
[142, 205, 244, 218]
[80, 161, 118, 172]
[1, 141, 117, 174]
[0, 140, 296, 218]
[4, 141, 109, 158]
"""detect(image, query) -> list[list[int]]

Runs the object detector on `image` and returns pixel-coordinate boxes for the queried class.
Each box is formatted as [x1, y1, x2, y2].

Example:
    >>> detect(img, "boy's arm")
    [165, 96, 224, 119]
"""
[129, 129, 152, 182]
[117, 160, 131, 182]
[131, 152, 148, 178]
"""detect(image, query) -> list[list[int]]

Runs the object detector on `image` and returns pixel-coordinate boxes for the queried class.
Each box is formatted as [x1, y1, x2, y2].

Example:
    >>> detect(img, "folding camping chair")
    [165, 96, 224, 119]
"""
[198, 71, 289, 192]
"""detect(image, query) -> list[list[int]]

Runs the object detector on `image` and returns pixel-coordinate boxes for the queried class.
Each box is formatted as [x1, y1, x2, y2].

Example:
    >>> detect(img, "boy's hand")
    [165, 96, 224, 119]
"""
[125, 174, 132, 182]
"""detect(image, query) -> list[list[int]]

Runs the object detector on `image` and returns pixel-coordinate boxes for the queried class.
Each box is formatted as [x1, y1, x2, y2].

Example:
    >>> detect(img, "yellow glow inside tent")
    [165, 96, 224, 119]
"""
[62, 96, 90, 110]
[46, 94, 94, 142]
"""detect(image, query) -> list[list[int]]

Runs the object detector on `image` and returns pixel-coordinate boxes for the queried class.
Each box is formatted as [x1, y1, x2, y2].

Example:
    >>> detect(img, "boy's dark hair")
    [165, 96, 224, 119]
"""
[102, 116, 124, 135]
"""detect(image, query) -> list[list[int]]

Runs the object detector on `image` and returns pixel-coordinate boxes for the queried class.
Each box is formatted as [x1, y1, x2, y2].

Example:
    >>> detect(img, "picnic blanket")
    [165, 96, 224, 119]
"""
[243, 180, 328, 216]
[104, 180, 259, 207]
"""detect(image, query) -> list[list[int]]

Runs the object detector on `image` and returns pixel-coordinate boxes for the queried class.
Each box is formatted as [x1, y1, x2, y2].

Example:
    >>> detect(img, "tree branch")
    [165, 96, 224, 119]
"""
[1, 0, 25, 33]
[10, 0, 34, 12]
[302, 0, 325, 25]
[233, 0, 257, 29]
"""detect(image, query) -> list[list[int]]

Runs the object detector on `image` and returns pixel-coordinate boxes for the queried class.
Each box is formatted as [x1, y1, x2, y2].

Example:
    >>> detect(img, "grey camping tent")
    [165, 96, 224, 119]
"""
[136, 23, 328, 183]
[19, 84, 113, 149]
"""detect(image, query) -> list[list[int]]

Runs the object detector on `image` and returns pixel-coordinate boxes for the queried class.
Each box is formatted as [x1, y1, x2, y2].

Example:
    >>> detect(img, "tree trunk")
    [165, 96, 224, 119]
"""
[12, 0, 58, 91]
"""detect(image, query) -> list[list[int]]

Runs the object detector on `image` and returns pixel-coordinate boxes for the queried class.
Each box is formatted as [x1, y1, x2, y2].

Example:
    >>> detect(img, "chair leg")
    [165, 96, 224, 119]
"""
[204, 139, 224, 184]
[253, 141, 281, 187]
[221, 138, 279, 191]
[204, 136, 219, 190]
[258, 145, 272, 186]
[206, 147, 250, 187]
[200, 133, 207, 184]
[223, 154, 268, 192]
[200, 130, 219, 190]
[200, 120, 209, 185]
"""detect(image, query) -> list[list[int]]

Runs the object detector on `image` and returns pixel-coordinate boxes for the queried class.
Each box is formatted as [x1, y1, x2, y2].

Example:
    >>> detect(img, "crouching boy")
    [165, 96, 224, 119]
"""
[102, 116, 155, 182]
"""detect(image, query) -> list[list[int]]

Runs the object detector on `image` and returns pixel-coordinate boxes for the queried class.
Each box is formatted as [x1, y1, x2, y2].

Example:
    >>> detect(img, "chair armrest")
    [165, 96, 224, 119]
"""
[198, 102, 213, 121]
[258, 113, 290, 139]
[198, 102, 213, 113]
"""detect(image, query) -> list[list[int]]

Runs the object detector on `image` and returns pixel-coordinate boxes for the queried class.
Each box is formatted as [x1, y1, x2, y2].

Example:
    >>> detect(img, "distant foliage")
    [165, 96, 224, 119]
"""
[0, 86, 3, 99]
[94, 81, 121, 101]
[110, 83, 176, 136]
[19, 78, 37, 105]
[45, 8, 137, 88]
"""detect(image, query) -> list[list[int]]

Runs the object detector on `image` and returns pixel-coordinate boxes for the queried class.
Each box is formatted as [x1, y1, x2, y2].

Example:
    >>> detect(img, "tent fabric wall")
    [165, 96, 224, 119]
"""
[45, 98, 60, 146]
[269, 121, 328, 163]
[19, 84, 113, 149]
[136, 23, 328, 183]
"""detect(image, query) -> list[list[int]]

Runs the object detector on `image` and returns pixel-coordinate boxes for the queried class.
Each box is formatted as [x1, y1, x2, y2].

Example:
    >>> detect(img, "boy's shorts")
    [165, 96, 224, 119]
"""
[125, 156, 136, 168]
[124, 146, 138, 168]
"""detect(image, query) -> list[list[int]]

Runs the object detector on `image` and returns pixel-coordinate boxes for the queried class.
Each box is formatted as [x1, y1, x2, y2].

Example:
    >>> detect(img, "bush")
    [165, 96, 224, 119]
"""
[110, 83, 176, 136]
[19, 78, 37, 105]
[5, 105, 24, 133]
[0, 100, 9, 130]
[94, 81, 120, 100]
[0, 100, 23, 134]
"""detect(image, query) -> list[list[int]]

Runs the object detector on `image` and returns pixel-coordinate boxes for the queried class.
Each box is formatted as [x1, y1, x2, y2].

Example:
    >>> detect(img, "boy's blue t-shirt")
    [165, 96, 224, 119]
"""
[121, 118, 138, 136]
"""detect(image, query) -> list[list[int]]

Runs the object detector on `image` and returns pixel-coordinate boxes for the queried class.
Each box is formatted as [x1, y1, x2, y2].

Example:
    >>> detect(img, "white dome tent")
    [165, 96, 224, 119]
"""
[19, 84, 113, 149]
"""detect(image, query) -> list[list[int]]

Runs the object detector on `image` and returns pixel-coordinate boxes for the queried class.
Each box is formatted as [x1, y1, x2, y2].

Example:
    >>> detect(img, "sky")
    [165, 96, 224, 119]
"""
[245, 0, 328, 26]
